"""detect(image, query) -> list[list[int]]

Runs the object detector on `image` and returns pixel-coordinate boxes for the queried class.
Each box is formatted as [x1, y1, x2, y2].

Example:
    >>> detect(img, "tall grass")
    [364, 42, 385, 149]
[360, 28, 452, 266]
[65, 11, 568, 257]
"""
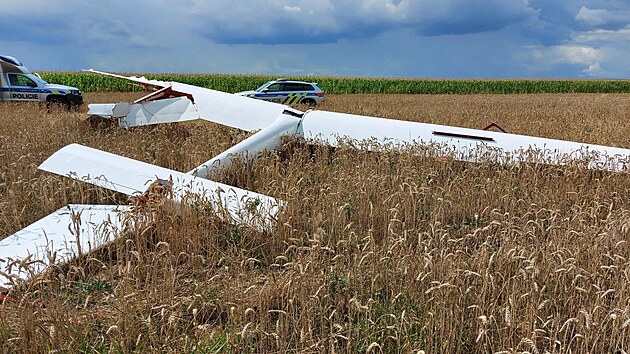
[2, 93, 630, 352]
[40, 72, 630, 94]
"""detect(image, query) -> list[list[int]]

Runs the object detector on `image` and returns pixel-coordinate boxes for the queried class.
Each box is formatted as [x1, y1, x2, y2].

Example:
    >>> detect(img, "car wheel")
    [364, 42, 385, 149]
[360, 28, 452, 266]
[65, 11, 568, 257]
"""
[301, 98, 316, 106]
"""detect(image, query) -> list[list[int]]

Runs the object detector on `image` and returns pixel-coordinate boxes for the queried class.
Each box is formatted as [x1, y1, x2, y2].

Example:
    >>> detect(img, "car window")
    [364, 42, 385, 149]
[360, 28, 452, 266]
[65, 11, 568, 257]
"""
[8, 74, 19, 86]
[256, 81, 273, 92]
[8, 74, 37, 87]
[266, 83, 283, 92]
[281, 83, 298, 91]
[300, 84, 315, 91]
[27, 73, 48, 85]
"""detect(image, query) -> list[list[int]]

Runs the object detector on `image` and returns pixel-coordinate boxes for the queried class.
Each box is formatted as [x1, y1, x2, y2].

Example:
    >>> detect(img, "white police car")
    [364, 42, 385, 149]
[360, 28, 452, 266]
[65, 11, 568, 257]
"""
[236, 79, 324, 106]
[0, 55, 83, 108]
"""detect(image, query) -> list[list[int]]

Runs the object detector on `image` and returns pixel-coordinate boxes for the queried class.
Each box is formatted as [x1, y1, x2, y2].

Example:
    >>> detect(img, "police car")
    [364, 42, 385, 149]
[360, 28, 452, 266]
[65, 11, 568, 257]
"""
[0, 55, 83, 108]
[236, 79, 324, 106]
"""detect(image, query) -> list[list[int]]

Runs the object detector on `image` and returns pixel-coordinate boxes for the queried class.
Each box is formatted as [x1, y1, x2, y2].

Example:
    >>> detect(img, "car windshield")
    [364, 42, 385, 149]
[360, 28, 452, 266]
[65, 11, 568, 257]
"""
[255, 81, 274, 92]
[27, 73, 48, 85]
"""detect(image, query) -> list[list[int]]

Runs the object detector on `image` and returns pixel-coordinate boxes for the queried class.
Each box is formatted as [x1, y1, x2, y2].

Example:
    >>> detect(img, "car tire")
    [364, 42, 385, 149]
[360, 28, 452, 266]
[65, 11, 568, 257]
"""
[301, 98, 316, 106]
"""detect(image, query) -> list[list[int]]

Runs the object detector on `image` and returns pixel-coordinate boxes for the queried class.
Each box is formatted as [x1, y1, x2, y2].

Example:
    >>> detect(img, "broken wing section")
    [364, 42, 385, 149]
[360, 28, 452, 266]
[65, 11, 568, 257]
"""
[89, 97, 201, 128]
[39, 144, 282, 229]
[84, 69, 302, 132]
[0, 204, 131, 290]
[300, 111, 630, 171]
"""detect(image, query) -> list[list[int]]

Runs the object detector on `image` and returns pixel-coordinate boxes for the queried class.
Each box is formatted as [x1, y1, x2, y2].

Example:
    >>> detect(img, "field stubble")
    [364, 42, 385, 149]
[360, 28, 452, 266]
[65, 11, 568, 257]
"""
[1, 93, 630, 352]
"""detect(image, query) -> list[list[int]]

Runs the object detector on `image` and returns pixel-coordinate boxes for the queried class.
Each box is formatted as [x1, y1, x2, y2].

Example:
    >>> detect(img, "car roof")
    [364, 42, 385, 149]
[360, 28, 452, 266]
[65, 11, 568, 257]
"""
[268, 79, 316, 85]
[0, 55, 23, 66]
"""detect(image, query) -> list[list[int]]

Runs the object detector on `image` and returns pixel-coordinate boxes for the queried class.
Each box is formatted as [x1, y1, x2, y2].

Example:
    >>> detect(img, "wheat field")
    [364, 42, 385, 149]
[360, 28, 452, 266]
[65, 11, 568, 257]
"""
[2, 93, 630, 353]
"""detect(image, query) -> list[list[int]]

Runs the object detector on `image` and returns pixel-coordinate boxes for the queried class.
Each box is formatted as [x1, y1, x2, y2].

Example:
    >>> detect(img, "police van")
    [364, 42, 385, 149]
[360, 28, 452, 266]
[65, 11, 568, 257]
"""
[0, 55, 83, 108]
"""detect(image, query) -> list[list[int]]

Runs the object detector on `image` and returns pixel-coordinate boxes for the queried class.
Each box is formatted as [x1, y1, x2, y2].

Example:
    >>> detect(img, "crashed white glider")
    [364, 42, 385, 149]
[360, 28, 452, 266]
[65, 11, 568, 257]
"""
[86, 69, 630, 176]
[4, 69, 630, 289]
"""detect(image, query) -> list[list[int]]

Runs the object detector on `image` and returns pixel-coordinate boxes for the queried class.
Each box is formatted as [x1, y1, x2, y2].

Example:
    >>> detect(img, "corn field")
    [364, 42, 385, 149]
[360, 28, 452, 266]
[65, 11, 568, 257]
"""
[40, 72, 630, 94]
[2, 92, 630, 352]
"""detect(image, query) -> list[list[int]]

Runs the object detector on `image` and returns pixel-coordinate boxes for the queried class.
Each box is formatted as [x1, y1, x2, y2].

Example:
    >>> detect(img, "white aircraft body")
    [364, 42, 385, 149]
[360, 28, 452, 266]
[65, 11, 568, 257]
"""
[2, 69, 630, 290]
[84, 69, 630, 176]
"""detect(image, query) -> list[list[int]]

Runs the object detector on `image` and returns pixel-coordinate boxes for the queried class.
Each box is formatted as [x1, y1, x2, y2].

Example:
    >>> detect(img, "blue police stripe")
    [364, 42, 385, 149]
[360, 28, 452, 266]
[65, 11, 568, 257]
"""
[1, 87, 65, 94]
[10, 88, 41, 93]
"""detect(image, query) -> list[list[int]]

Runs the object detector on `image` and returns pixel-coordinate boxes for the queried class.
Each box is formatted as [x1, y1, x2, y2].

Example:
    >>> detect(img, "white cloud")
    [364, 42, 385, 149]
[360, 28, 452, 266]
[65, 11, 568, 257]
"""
[527, 45, 610, 77]
[583, 62, 606, 76]
[574, 26, 630, 42]
[575, 6, 618, 26]
[530, 45, 604, 65]
[283, 6, 302, 13]
[558, 46, 603, 65]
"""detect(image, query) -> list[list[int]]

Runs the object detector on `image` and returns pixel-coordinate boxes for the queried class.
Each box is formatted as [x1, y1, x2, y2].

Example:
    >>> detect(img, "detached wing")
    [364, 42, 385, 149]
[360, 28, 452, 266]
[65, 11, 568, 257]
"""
[0, 204, 131, 289]
[39, 144, 282, 229]
[300, 111, 630, 171]
[84, 69, 301, 132]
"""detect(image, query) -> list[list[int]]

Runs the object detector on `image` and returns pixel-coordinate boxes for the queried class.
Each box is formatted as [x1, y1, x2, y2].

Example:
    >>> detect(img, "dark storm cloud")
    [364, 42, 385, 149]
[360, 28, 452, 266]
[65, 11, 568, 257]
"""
[192, 0, 540, 45]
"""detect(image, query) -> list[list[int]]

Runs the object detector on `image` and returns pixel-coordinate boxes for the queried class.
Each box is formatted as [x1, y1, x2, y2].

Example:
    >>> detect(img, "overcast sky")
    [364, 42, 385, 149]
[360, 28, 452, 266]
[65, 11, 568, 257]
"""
[2, 0, 630, 78]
